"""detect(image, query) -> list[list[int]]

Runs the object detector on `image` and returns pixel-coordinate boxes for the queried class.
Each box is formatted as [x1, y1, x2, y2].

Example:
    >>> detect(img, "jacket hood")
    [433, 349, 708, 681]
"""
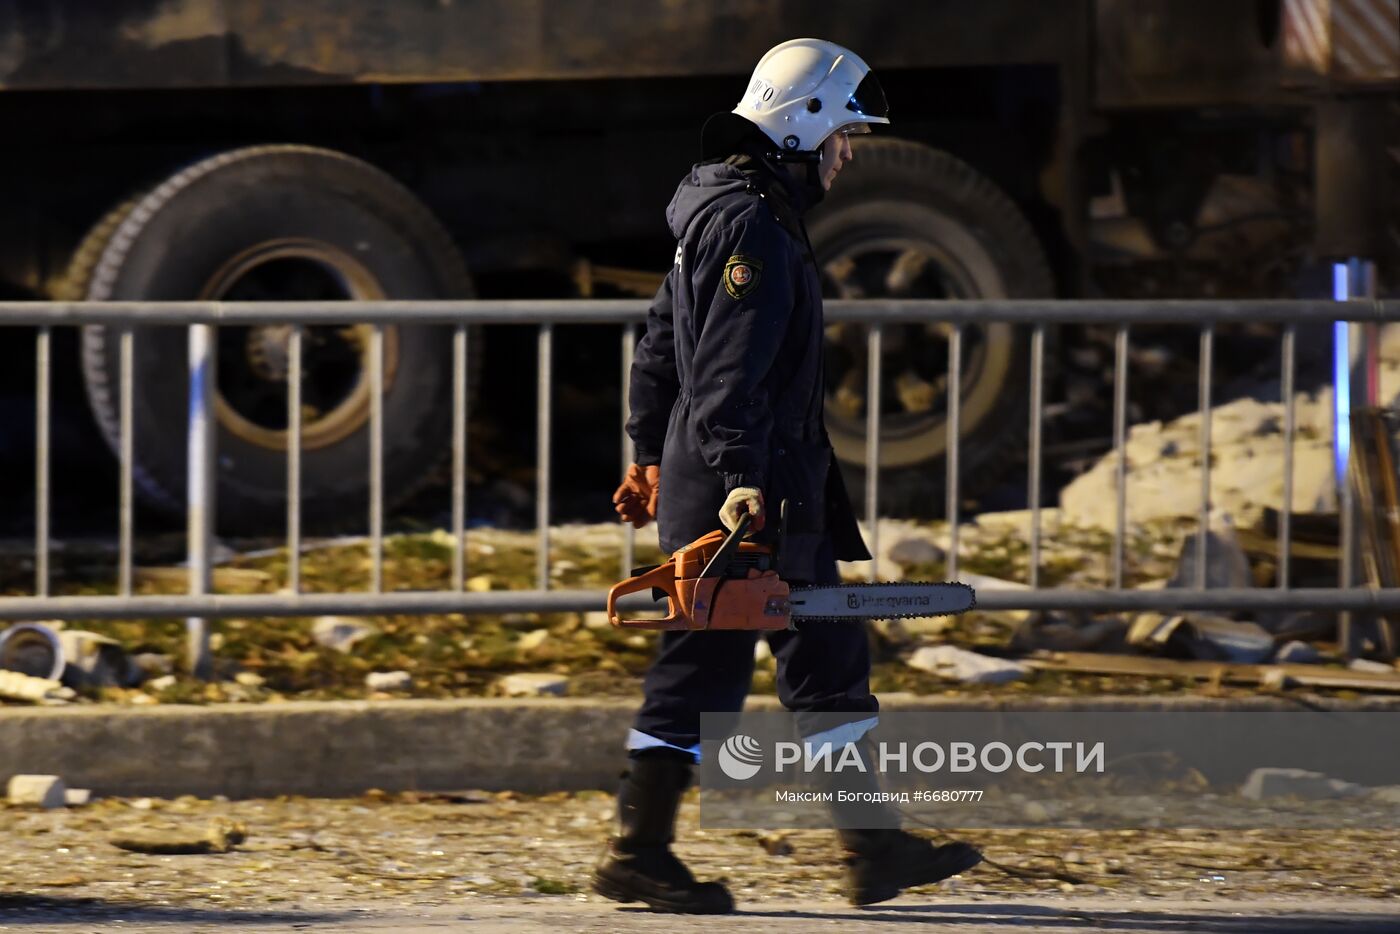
[665, 162, 755, 240]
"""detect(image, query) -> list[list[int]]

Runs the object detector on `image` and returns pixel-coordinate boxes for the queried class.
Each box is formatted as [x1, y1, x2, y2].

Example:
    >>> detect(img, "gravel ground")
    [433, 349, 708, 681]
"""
[3, 791, 1398, 933]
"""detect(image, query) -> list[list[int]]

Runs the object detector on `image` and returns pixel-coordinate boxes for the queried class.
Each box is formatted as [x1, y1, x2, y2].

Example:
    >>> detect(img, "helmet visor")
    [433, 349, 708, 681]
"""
[846, 71, 889, 120]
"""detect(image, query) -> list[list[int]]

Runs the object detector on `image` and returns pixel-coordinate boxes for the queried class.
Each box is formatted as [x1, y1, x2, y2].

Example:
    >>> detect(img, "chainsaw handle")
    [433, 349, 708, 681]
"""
[608, 563, 687, 629]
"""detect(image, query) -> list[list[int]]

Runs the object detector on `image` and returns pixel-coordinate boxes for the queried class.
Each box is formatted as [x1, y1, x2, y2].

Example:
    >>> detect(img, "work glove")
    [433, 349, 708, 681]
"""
[719, 486, 765, 532]
[612, 463, 660, 529]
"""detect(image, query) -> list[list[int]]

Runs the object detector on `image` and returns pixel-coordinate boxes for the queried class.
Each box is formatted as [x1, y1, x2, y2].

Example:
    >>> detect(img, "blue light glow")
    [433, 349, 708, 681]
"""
[1333, 263, 1350, 485]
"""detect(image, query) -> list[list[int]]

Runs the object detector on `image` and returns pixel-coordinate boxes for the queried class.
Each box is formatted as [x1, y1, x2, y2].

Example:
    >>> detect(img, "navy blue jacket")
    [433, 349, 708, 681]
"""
[626, 155, 870, 582]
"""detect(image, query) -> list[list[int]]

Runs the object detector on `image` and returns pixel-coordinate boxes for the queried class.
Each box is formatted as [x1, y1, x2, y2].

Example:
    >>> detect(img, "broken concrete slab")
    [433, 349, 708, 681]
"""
[1167, 510, 1251, 591]
[364, 671, 412, 692]
[8, 774, 67, 808]
[1240, 768, 1367, 801]
[311, 617, 379, 654]
[497, 673, 568, 697]
[0, 670, 74, 704]
[906, 645, 1030, 684]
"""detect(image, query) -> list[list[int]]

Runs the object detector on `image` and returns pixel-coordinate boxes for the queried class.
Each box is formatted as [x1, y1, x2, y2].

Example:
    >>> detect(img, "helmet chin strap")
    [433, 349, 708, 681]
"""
[769, 148, 826, 201]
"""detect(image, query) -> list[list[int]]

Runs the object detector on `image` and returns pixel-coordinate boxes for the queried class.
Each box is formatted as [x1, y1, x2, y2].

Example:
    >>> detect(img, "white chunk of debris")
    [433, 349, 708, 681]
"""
[497, 673, 568, 697]
[905, 645, 1030, 684]
[311, 617, 379, 653]
[7, 774, 67, 809]
[1240, 767, 1367, 801]
[364, 670, 412, 692]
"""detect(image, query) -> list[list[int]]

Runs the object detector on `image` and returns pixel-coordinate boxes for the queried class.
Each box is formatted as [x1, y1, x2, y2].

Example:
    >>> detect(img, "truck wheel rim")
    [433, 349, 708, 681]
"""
[199, 239, 399, 452]
[821, 236, 1000, 452]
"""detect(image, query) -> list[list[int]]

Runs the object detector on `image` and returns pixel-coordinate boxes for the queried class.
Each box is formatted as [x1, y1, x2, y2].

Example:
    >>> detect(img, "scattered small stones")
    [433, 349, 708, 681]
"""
[146, 674, 178, 692]
[365, 670, 412, 692]
[905, 645, 1030, 684]
[311, 617, 379, 654]
[497, 673, 568, 697]
[234, 671, 266, 688]
[1240, 768, 1368, 801]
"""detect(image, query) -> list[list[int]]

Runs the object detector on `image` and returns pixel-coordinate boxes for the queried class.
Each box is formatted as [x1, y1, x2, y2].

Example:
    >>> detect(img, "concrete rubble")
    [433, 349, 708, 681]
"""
[311, 616, 380, 653]
[7, 773, 67, 809]
[365, 670, 412, 692]
[497, 673, 569, 697]
[905, 645, 1031, 684]
[1240, 768, 1368, 801]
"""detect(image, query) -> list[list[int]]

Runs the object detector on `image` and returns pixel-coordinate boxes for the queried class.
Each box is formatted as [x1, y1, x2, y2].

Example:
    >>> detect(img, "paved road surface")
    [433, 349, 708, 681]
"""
[4, 894, 1399, 933]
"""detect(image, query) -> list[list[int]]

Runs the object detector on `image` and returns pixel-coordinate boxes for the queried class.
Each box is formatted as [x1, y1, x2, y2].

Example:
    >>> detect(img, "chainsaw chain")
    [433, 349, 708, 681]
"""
[788, 581, 977, 621]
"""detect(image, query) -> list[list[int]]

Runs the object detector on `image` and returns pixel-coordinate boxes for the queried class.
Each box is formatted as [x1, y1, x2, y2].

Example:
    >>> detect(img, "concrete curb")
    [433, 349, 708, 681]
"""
[4, 694, 1398, 799]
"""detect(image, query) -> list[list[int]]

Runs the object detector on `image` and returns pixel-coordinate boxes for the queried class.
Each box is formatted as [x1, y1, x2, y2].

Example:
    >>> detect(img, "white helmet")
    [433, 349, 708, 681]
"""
[734, 38, 890, 155]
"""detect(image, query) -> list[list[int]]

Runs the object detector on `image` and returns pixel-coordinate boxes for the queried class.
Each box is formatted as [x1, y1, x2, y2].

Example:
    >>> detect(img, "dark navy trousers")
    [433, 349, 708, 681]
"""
[629, 539, 879, 757]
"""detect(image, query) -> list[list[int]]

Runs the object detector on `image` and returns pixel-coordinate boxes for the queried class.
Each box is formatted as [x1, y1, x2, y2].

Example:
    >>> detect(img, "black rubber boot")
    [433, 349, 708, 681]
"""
[821, 735, 982, 906]
[591, 752, 735, 914]
[839, 827, 983, 906]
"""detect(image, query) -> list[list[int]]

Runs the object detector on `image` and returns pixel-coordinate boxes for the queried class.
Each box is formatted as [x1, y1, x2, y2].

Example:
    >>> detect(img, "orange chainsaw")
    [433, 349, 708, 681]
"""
[607, 508, 975, 631]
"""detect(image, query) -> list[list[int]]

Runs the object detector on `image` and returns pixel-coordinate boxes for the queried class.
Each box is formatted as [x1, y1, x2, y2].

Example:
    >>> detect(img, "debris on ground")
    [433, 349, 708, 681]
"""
[2, 791, 1396, 905]
[311, 617, 380, 654]
[0, 669, 74, 704]
[905, 645, 1031, 684]
[57, 629, 139, 688]
[365, 670, 412, 692]
[1240, 768, 1367, 801]
[497, 672, 569, 697]
[0, 622, 65, 680]
[7, 774, 67, 809]
[109, 817, 247, 855]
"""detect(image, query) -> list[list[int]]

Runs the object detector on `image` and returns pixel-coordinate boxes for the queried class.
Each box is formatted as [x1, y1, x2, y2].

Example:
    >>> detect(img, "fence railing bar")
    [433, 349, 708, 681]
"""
[1113, 324, 1130, 589]
[369, 324, 385, 594]
[287, 325, 302, 596]
[865, 323, 883, 582]
[452, 323, 468, 592]
[1196, 324, 1214, 589]
[35, 326, 50, 598]
[1279, 324, 1296, 589]
[186, 324, 215, 679]
[1028, 323, 1045, 589]
[537, 323, 553, 591]
[118, 328, 135, 597]
[947, 324, 962, 582]
[620, 323, 636, 580]
[4, 587, 1398, 621]
[4, 298, 1396, 326]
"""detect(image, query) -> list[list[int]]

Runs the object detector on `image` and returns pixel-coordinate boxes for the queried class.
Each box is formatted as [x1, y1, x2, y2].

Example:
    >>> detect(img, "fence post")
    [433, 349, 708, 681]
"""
[186, 324, 216, 679]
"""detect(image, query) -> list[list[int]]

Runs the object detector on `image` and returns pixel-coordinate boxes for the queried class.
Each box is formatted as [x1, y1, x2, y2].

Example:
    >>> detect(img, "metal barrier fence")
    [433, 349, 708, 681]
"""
[3, 299, 1399, 673]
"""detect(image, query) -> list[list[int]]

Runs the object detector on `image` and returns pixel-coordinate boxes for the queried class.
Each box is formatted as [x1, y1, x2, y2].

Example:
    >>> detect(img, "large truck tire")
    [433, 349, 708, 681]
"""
[807, 138, 1055, 517]
[75, 145, 475, 534]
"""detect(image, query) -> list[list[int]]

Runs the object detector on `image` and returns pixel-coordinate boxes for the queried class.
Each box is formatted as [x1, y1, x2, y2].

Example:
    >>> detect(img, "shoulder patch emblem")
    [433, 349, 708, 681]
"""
[723, 254, 763, 299]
